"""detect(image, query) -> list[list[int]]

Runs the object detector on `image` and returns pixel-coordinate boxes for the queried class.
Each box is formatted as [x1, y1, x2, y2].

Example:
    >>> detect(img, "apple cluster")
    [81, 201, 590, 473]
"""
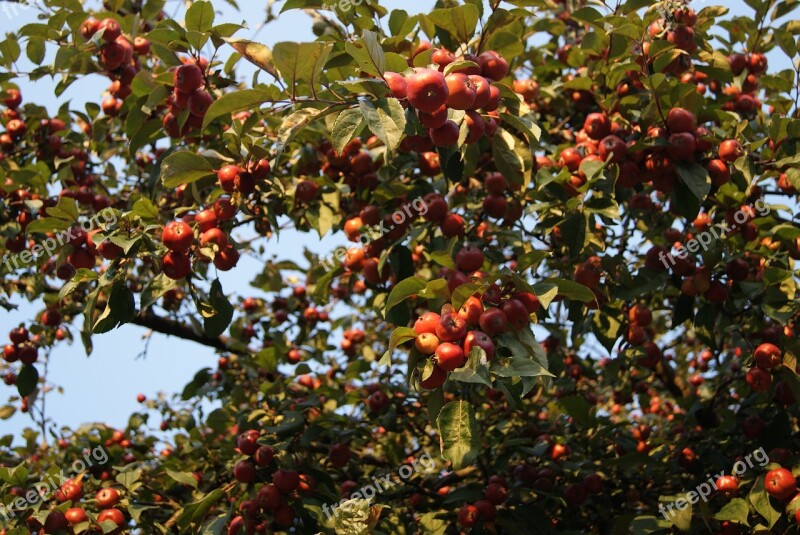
[162, 60, 214, 138]
[744, 342, 784, 393]
[412, 245, 541, 390]
[2, 326, 38, 368]
[455, 477, 509, 528]
[26, 431, 136, 535]
[80, 17, 151, 117]
[230, 430, 311, 532]
[381, 47, 509, 147]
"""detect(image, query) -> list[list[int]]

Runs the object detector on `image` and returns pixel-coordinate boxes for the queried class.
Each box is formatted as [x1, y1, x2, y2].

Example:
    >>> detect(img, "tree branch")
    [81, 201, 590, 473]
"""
[132, 310, 231, 352]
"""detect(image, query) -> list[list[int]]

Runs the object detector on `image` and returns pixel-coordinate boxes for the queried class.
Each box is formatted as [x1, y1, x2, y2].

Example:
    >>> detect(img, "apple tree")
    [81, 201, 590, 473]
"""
[1, 0, 800, 533]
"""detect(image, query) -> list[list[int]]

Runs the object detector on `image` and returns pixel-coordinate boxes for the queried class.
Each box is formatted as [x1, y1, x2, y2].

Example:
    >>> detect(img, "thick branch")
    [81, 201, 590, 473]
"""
[132, 310, 231, 352]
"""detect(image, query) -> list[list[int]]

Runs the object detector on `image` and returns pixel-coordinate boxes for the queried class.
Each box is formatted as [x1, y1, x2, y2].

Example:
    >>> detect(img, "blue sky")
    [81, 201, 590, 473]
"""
[0, 0, 789, 442]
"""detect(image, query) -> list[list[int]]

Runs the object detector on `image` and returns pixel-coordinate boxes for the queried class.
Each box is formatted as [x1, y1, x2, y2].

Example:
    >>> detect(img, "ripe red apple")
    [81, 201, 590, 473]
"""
[445, 73, 476, 110]
[329, 443, 351, 467]
[406, 68, 449, 113]
[237, 429, 260, 455]
[429, 120, 459, 146]
[667, 132, 696, 161]
[414, 312, 441, 335]
[162, 251, 191, 280]
[765, 468, 796, 500]
[383, 71, 407, 99]
[435, 314, 467, 343]
[174, 64, 205, 93]
[162, 221, 193, 252]
[43, 510, 69, 533]
[719, 139, 744, 162]
[598, 135, 627, 163]
[97, 508, 124, 527]
[188, 90, 213, 117]
[500, 298, 529, 331]
[479, 307, 507, 336]
[65, 507, 87, 525]
[233, 459, 256, 483]
[455, 245, 484, 272]
[95, 487, 121, 509]
[457, 504, 479, 528]
[469, 75, 492, 109]
[666, 107, 695, 134]
[419, 363, 447, 389]
[273, 469, 300, 494]
[463, 330, 495, 360]
[477, 51, 509, 80]
[745, 367, 772, 392]
[98, 18, 121, 42]
[583, 112, 611, 140]
[754, 343, 782, 369]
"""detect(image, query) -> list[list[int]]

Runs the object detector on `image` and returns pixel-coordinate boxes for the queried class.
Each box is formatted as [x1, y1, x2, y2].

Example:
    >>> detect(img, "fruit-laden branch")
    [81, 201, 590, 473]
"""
[132, 310, 231, 352]
[25, 281, 234, 353]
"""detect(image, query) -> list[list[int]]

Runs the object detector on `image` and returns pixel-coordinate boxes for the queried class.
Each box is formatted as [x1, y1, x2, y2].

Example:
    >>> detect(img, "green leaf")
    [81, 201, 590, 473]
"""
[437, 400, 480, 469]
[177, 488, 225, 531]
[379, 326, 417, 366]
[224, 39, 278, 79]
[344, 29, 385, 77]
[675, 161, 711, 201]
[660, 493, 692, 531]
[26, 37, 45, 65]
[0, 405, 15, 420]
[202, 88, 272, 129]
[550, 278, 595, 302]
[449, 347, 492, 387]
[272, 41, 333, 93]
[93, 281, 136, 333]
[490, 356, 553, 378]
[749, 476, 782, 527]
[358, 98, 406, 153]
[203, 279, 233, 338]
[427, 5, 480, 44]
[384, 276, 426, 316]
[185, 0, 215, 33]
[451, 282, 483, 311]
[492, 128, 524, 185]
[166, 468, 199, 489]
[161, 151, 215, 189]
[47, 196, 79, 221]
[130, 197, 160, 223]
[714, 498, 750, 526]
[140, 273, 178, 310]
[331, 107, 365, 154]
[24, 217, 70, 235]
[17, 365, 38, 398]
[557, 395, 595, 427]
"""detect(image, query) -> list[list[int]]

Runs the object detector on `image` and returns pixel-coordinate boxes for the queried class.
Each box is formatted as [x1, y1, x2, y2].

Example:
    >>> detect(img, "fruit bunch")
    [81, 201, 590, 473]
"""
[3, 326, 38, 366]
[163, 59, 214, 138]
[382, 47, 509, 147]
[745, 342, 783, 393]
[230, 431, 310, 532]
[412, 245, 541, 390]
[80, 17, 149, 117]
